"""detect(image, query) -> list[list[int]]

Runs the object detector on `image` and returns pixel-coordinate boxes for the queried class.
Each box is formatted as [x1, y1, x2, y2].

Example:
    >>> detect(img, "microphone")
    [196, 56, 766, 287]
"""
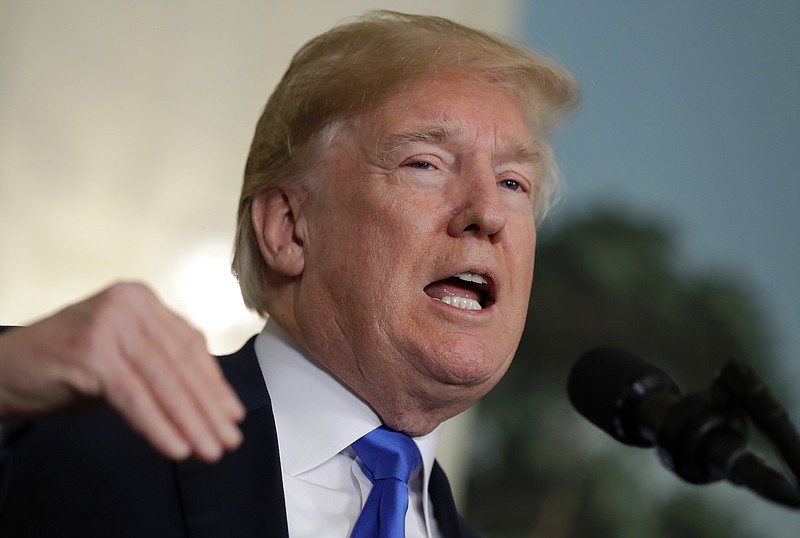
[568, 346, 800, 507]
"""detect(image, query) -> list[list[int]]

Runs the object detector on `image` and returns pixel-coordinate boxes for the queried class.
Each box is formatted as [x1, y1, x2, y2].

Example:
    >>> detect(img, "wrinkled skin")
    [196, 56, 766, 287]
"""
[257, 75, 540, 436]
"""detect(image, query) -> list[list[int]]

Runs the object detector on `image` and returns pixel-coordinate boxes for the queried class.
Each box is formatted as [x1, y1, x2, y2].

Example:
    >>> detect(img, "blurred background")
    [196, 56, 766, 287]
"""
[1, 1, 798, 536]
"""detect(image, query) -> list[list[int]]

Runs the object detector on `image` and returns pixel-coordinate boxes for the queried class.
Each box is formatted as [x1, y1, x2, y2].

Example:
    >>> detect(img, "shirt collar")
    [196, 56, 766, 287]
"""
[254, 319, 443, 481]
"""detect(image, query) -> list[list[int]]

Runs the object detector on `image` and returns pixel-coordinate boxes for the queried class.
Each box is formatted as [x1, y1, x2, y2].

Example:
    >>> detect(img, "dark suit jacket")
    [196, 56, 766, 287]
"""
[0, 328, 477, 537]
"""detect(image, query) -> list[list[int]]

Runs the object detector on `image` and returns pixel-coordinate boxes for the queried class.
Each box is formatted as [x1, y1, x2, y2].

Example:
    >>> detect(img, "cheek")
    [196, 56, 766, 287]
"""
[512, 219, 537, 264]
[308, 184, 446, 287]
[507, 224, 537, 297]
[312, 217, 411, 296]
[362, 190, 443, 244]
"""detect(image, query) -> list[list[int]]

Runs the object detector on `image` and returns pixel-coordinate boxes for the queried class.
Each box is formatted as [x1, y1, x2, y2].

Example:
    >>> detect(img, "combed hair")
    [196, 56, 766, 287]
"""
[232, 10, 580, 316]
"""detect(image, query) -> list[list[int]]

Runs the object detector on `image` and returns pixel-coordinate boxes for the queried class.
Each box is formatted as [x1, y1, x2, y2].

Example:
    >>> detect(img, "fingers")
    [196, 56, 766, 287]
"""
[102, 357, 193, 460]
[121, 313, 244, 461]
[0, 282, 248, 463]
[98, 283, 246, 462]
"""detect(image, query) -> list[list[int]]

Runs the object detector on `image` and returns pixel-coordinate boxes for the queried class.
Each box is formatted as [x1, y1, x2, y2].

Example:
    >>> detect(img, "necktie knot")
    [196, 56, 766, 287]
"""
[351, 426, 421, 538]
[353, 426, 421, 484]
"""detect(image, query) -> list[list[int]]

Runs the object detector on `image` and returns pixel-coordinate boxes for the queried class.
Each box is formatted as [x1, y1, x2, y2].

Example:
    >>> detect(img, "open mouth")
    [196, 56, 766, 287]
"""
[423, 271, 494, 311]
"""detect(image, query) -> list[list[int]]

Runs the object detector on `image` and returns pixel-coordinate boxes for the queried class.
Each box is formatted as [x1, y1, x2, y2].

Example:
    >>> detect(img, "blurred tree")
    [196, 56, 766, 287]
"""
[464, 207, 790, 537]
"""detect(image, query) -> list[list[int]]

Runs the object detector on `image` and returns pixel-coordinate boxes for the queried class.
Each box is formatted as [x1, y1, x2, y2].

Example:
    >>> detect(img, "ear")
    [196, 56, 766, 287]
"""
[251, 188, 305, 278]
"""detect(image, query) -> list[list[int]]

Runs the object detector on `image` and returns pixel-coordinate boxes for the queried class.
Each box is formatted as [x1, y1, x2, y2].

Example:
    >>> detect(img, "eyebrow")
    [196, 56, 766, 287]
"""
[506, 137, 542, 165]
[376, 119, 541, 165]
[377, 120, 464, 161]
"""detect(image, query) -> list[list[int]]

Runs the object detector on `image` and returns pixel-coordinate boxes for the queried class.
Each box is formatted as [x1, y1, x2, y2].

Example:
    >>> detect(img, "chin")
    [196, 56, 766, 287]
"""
[370, 347, 514, 437]
[420, 345, 513, 390]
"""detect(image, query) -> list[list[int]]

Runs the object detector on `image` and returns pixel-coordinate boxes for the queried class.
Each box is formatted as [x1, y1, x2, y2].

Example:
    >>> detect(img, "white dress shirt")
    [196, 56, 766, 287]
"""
[255, 320, 445, 538]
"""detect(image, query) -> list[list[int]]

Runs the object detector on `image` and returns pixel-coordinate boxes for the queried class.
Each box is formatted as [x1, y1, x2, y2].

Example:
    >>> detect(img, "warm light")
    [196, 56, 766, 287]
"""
[169, 241, 259, 335]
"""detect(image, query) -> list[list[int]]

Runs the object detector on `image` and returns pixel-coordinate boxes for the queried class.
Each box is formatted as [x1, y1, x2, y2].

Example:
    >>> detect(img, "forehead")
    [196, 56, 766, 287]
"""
[357, 74, 535, 152]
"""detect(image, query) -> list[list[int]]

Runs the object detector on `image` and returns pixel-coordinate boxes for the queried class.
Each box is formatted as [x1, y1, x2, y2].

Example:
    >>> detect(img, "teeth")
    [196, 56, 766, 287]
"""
[437, 296, 482, 310]
[455, 272, 488, 285]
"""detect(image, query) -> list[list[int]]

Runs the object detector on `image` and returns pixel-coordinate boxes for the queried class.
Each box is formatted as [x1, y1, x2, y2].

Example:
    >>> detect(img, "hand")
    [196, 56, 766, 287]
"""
[0, 282, 245, 462]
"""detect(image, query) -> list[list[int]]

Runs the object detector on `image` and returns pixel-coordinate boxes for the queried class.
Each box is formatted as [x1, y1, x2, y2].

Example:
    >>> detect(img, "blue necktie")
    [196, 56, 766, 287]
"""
[351, 426, 422, 538]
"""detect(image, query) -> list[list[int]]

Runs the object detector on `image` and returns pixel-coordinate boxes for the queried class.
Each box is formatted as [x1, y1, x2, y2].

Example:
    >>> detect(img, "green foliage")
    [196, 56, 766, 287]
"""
[464, 207, 787, 537]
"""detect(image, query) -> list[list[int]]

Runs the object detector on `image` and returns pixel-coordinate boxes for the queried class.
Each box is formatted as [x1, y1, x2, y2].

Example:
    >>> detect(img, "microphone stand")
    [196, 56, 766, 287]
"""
[648, 358, 800, 508]
[711, 359, 800, 507]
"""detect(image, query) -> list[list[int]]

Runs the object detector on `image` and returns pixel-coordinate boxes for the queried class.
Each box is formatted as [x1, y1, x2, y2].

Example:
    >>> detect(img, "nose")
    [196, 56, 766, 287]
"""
[446, 169, 507, 241]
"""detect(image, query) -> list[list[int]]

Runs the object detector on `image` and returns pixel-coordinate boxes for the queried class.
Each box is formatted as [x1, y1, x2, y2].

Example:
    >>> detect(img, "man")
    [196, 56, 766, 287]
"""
[0, 10, 578, 537]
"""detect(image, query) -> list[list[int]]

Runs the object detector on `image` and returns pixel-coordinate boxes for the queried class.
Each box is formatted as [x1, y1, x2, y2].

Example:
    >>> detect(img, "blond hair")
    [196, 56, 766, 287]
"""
[232, 10, 580, 316]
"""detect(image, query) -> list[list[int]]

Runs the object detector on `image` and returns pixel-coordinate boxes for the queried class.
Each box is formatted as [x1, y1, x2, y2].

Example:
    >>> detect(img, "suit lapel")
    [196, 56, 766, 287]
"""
[176, 337, 290, 538]
[430, 461, 478, 538]
[173, 335, 476, 538]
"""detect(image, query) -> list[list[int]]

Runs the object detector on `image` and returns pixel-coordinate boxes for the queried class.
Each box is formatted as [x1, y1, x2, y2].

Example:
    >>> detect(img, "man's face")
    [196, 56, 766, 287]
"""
[292, 75, 539, 433]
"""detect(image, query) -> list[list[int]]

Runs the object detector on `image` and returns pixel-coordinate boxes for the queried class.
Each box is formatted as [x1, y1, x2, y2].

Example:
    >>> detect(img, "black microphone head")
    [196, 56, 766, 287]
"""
[568, 346, 680, 447]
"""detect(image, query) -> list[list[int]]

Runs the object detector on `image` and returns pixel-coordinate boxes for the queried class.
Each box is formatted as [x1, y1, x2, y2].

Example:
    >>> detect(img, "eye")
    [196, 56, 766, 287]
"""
[499, 179, 523, 191]
[405, 160, 435, 170]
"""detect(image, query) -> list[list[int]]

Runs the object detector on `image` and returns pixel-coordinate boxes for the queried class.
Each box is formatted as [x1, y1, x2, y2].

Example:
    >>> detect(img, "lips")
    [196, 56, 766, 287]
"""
[424, 271, 494, 310]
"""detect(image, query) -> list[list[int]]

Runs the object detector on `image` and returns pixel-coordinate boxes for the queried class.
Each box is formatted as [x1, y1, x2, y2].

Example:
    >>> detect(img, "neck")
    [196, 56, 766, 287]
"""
[267, 304, 484, 437]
